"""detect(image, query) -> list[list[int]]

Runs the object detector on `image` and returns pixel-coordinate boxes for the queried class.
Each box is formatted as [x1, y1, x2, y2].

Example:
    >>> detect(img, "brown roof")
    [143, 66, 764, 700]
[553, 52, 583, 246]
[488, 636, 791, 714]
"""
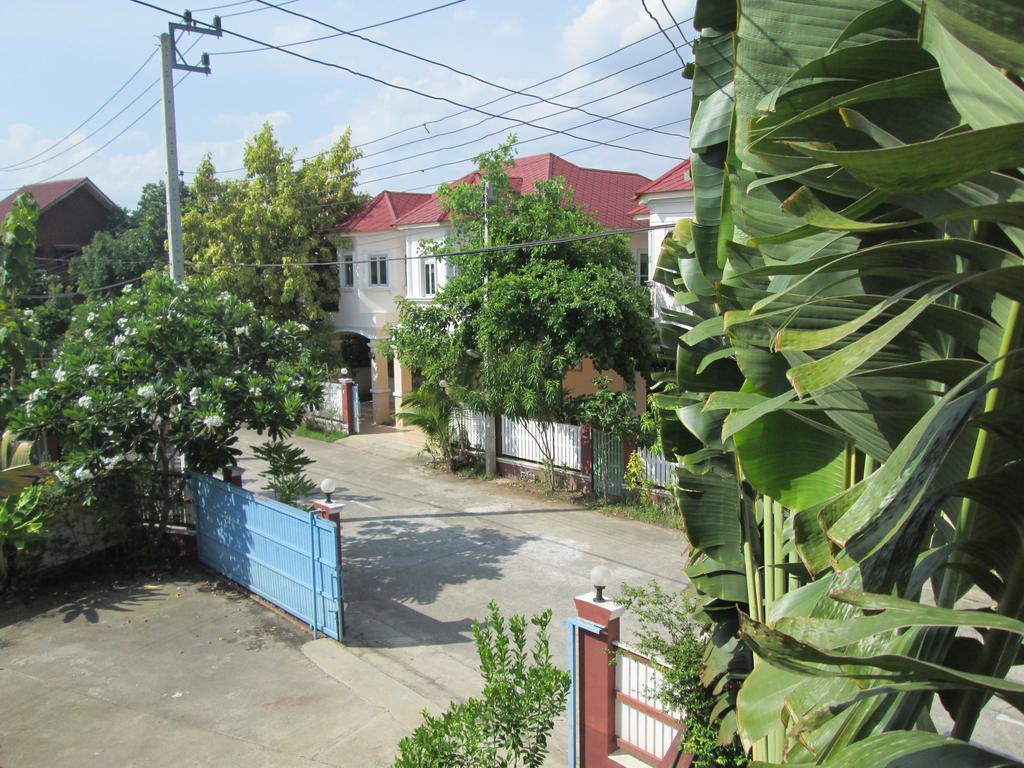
[0, 177, 117, 221]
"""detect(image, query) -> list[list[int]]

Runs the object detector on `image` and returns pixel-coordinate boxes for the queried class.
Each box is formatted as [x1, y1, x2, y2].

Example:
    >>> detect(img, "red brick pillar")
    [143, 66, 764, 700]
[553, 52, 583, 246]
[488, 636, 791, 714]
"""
[311, 500, 344, 566]
[623, 436, 636, 468]
[222, 466, 245, 486]
[574, 593, 624, 768]
[340, 380, 357, 434]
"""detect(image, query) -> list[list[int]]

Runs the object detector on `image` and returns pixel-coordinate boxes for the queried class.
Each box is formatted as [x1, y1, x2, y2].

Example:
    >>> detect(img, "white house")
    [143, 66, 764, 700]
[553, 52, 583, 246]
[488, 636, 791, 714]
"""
[628, 159, 695, 318]
[333, 152, 689, 424]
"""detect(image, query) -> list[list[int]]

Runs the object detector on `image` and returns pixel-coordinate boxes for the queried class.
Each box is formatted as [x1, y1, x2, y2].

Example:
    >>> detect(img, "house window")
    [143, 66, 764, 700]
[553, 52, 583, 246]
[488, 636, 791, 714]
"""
[638, 250, 650, 284]
[423, 261, 436, 296]
[369, 253, 388, 286]
[342, 253, 354, 287]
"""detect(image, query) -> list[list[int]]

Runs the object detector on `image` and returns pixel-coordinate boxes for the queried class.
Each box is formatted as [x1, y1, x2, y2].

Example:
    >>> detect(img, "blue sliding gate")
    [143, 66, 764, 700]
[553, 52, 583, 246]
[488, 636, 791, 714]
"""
[192, 473, 344, 639]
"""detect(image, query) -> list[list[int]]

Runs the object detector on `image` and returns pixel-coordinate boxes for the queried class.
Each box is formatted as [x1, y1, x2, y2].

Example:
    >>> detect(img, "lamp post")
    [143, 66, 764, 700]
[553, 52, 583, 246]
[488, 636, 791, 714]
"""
[320, 478, 337, 504]
[590, 564, 611, 603]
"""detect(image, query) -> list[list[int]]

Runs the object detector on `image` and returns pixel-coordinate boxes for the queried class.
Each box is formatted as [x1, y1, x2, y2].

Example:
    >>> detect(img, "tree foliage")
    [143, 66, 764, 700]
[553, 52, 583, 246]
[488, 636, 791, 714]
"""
[183, 122, 362, 327]
[393, 602, 569, 768]
[0, 194, 41, 420]
[656, 1, 1024, 764]
[70, 181, 172, 293]
[12, 275, 325, 533]
[391, 139, 655, 424]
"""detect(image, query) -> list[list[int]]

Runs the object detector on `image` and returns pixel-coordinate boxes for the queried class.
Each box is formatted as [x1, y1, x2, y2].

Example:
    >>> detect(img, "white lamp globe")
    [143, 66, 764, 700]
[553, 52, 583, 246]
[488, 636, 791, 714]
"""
[590, 565, 611, 590]
[320, 478, 337, 495]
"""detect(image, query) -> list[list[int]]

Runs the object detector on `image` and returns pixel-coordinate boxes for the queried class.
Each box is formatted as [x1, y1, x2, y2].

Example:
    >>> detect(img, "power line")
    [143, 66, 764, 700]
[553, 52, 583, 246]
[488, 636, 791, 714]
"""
[358, 51, 677, 164]
[185, 223, 676, 270]
[642, 0, 687, 68]
[19, 276, 146, 300]
[128, 0, 683, 161]
[253, 0, 684, 140]
[215, 0, 467, 55]
[187, 26, 686, 176]
[358, 69, 685, 175]
[0, 69, 194, 192]
[356, 86, 690, 188]
[0, 51, 159, 172]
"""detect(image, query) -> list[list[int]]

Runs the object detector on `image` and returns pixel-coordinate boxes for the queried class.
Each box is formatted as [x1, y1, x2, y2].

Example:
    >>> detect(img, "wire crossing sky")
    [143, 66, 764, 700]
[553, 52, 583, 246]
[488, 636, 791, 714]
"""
[0, 0, 696, 207]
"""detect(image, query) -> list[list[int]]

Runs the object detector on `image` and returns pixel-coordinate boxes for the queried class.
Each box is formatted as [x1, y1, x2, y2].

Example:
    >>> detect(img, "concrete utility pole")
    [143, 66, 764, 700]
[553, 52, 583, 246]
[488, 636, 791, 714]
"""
[482, 179, 498, 477]
[159, 13, 222, 283]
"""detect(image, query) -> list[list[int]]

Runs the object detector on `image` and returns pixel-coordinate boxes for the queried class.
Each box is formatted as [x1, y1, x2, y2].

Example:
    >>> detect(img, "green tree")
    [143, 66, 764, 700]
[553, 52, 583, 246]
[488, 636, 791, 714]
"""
[654, 1, 1024, 764]
[392, 140, 655, 480]
[12, 275, 326, 536]
[183, 122, 362, 328]
[70, 181, 172, 293]
[0, 194, 41, 420]
[393, 602, 569, 768]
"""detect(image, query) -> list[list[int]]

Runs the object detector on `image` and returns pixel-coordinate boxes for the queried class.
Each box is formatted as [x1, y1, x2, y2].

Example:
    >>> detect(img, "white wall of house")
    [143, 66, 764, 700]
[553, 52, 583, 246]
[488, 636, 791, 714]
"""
[402, 224, 450, 301]
[331, 230, 405, 339]
[644, 191, 696, 274]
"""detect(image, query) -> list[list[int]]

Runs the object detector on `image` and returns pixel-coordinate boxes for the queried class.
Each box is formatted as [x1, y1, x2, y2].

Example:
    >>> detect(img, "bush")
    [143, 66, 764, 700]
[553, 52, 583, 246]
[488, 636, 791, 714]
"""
[253, 440, 317, 506]
[618, 582, 747, 768]
[393, 602, 570, 768]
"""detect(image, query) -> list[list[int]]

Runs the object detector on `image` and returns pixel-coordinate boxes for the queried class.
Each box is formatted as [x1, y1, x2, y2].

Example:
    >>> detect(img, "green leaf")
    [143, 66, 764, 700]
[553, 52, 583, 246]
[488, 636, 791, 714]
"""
[787, 123, 1024, 194]
[925, 0, 1024, 77]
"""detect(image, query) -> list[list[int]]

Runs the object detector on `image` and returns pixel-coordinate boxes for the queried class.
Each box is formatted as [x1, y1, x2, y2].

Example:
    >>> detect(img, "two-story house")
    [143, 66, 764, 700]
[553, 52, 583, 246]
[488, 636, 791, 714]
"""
[333, 153, 692, 424]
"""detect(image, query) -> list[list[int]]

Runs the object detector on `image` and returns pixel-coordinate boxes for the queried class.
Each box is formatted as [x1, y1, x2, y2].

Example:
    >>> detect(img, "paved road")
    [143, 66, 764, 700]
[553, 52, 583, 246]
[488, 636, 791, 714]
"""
[0, 427, 688, 767]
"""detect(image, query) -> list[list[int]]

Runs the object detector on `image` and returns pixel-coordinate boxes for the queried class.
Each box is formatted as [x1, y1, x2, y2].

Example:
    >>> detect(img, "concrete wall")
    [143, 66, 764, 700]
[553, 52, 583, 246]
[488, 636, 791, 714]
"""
[403, 224, 450, 299]
[563, 358, 647, 413]
[332, 230, 405, 339]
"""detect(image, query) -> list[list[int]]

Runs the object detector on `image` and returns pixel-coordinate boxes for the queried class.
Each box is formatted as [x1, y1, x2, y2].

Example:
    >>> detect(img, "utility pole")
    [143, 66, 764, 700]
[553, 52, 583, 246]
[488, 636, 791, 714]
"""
[159, 12, 221, 283]
[482, 179, 498, 477]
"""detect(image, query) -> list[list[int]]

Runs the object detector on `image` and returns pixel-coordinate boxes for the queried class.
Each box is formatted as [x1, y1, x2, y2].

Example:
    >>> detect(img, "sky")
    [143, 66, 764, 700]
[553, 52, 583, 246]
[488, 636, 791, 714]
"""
[0, 0, 696, 209]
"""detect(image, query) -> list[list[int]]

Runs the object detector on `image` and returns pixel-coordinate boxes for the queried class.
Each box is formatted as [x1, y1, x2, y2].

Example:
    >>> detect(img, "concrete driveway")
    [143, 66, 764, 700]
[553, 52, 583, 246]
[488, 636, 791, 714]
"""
[0, 427, 688, 767]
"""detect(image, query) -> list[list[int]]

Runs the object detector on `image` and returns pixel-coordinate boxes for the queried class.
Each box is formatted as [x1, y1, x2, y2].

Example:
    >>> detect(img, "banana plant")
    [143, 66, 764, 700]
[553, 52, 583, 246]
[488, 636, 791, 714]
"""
[656, 0, 1024, 764]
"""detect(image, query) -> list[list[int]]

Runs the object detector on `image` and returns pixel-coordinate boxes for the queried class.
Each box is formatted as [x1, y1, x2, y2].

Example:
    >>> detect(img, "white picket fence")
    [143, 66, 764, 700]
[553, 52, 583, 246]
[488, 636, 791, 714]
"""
[321, 382, 344, 419]
[640, 446, 676, 490]
[500, 415, 582, 471]
[450, 408, 488, 450]
[614, 645, 683, 760]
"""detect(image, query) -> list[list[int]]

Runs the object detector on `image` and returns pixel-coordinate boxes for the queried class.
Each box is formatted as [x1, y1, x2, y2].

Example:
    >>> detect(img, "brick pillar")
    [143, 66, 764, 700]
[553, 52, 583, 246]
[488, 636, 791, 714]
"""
[311, 500, 345, 566]
[222, 466, 245, 486]
[623, 436, 636, 467]
[340, 379, 356, 434]
[574, 592, 624, 768]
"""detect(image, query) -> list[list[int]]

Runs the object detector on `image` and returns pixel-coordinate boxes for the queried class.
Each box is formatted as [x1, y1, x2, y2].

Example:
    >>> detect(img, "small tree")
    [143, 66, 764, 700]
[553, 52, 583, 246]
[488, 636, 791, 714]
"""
[393, 602, 570, 768]
[13, 275, 326, 536]
[392, 139, 655, 486]
[0, 194, 41, 421]
[253, 440, 316, 505]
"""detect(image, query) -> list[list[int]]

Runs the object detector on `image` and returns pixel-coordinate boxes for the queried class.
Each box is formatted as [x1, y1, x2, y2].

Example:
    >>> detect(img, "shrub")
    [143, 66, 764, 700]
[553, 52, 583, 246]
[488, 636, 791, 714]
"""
[253, 440, 316, 506]
[618, 582, 747, 768]
[393, 602, 570, 768]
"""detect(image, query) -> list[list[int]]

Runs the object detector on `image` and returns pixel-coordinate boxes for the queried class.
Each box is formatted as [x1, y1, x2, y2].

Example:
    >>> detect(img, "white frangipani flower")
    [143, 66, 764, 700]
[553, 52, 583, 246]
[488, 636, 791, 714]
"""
[74, 466, 94, 481]
[137, 384, 157, 399]
[189, 387, 202, 404]
[77, 395, 93, 408]
[53, 368, 66, 383]
[203, 414, 224, 429]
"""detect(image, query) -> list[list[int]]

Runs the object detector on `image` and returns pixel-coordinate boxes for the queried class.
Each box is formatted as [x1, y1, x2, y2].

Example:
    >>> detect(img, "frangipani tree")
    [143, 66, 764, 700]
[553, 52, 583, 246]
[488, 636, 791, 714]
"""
[13, 275, 325, 533]
[655, 1, 1024, 764]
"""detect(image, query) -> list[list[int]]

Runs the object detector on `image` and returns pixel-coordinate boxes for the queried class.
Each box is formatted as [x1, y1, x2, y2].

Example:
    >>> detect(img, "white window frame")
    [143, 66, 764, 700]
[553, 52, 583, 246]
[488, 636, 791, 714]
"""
[423, 260, 437, 296]
[341, 252, 355, 288]
[637, 249, 650, 285]
[368, 252, 389, 287]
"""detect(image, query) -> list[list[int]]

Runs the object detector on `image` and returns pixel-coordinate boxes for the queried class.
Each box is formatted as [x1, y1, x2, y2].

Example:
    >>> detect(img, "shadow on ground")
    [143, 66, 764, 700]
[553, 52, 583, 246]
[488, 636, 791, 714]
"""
[340, 517, 536, 649]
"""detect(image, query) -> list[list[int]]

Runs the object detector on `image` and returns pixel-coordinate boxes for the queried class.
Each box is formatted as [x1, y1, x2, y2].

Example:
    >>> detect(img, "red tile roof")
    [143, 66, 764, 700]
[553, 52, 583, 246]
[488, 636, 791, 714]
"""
[635, 159, 692, 196]
[0, 177, 115, 221]
[337, 190, 432, 233]
[343, 153, 653, 232]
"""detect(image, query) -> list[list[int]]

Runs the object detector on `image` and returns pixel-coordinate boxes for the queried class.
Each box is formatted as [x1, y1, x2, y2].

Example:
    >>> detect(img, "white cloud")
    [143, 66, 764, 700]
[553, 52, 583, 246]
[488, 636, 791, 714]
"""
[562, 0, 697, 63]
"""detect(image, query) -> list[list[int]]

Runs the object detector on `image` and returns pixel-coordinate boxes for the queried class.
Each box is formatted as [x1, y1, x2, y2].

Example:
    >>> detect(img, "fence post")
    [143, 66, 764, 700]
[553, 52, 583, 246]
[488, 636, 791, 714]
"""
[574, 591, 624, 767]
[340, 378, 357, 434]
[580, 424, 593, 493]
[485, 411, 498, 477]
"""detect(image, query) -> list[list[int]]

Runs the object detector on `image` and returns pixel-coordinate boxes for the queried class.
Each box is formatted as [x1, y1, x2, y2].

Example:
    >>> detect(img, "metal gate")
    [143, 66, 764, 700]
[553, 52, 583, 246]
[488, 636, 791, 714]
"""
[192, 473, 344, 639]
[592, 429, 625, 499]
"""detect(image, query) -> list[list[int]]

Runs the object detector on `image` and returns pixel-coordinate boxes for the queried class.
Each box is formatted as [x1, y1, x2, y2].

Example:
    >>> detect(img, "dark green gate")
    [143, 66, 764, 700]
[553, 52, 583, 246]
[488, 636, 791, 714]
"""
[592, 429, 625, 499]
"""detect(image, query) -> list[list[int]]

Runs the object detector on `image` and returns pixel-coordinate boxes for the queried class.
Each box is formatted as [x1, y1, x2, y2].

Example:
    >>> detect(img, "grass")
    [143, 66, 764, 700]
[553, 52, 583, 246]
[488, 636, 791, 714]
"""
[295, 425, 347, 443]
[592, 496, 682, 529]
